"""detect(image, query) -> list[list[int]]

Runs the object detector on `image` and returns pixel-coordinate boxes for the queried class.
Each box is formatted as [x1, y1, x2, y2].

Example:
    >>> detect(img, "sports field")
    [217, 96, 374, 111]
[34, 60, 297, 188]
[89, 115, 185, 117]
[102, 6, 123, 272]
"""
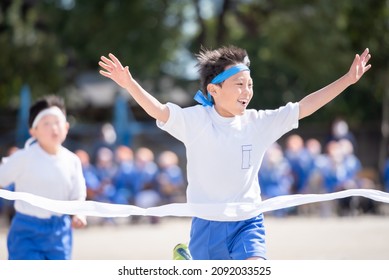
[1, 214, 388, 260]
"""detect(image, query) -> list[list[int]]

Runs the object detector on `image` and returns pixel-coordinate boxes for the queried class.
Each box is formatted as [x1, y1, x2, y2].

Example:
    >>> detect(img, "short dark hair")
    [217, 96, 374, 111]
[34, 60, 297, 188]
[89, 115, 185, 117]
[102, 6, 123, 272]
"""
[196, 45, 250, 97]
[29, 95, 66, 128]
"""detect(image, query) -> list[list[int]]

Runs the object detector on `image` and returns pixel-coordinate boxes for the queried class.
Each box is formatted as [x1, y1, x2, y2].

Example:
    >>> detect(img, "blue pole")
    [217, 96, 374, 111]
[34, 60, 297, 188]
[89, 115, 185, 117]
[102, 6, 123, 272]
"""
[16, 84, 31, 147]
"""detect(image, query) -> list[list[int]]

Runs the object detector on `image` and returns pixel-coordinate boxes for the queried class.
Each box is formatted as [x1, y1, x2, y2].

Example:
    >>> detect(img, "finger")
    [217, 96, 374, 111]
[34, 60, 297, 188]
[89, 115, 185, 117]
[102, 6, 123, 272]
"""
[100, 56, 115, 68]
[108, 53, 124, 69]
[363, 54, 372, 64]
[99, 70, 111, 78]
[364, 64, 372, 72]
[98, 61, 112, 71]
[360, 48, 369, 59]
[361, 49, 370, 60]
[351, 54, 360, 68]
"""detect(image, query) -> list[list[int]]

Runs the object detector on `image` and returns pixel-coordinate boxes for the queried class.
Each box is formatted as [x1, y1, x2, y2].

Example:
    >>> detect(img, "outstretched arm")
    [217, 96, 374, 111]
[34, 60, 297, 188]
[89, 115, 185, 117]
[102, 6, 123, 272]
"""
[99, 53, 169, 123]
[298, 48, 371, 120]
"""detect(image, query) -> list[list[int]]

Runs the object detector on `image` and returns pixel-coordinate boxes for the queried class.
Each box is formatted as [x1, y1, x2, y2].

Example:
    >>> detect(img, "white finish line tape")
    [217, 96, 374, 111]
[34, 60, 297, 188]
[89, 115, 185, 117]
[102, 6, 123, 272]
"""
[1, 188, 389, 221]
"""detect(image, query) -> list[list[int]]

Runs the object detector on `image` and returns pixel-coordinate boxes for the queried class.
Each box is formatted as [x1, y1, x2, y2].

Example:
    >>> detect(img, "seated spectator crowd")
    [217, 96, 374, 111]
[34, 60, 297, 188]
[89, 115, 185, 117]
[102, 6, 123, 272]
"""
[259, 134, 384, 217]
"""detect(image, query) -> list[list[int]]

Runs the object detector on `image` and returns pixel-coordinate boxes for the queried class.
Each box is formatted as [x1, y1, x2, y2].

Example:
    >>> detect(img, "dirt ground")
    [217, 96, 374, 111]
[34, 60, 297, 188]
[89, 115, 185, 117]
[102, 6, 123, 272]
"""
[1, 214, 389, 260]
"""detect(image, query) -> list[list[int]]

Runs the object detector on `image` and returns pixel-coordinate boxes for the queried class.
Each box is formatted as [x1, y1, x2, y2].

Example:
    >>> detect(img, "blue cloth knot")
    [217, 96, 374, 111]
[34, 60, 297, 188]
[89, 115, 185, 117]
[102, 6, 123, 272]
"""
[194, 90, 213, 107]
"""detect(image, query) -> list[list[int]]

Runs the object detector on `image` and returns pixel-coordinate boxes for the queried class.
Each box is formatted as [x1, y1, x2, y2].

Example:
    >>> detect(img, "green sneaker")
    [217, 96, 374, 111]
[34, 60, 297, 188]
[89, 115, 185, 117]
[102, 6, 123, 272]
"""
[173, 243, 192, 260]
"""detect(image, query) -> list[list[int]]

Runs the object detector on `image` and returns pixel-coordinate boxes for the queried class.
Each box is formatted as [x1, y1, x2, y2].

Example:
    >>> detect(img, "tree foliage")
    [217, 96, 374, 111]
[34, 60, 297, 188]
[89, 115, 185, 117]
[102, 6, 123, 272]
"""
[0, 0, 186, 108]
[0, 0, 387, 124]
[190, 0, 388, 123]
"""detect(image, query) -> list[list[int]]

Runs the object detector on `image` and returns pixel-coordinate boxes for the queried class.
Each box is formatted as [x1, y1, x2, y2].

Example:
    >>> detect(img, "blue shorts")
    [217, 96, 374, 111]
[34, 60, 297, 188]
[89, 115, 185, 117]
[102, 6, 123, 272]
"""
[188, 214, 266, 260]
[7, 212, 73, 260]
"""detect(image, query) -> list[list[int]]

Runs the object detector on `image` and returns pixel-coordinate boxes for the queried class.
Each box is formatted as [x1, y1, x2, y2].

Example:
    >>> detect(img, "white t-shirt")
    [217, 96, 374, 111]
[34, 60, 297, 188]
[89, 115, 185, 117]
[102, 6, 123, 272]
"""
[0, 144, 86, 218]
[157, 102, 299, 205]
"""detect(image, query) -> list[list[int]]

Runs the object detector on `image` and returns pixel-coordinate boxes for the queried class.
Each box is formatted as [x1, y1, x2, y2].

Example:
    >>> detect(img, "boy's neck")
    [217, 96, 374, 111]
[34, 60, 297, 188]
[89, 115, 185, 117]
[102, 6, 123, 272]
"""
[38, 143, 62, 155]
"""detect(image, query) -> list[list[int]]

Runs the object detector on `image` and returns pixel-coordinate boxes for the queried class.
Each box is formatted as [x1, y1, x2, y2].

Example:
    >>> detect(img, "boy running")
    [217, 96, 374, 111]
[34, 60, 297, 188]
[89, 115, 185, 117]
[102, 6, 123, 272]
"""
[99, 46, 371, 260]
[0, 95, 87, 259]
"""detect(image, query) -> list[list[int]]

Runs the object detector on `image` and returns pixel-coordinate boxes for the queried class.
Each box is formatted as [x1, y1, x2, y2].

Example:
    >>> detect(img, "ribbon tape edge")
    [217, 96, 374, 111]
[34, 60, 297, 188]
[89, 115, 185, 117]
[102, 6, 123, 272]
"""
[0, 188, 388, 221]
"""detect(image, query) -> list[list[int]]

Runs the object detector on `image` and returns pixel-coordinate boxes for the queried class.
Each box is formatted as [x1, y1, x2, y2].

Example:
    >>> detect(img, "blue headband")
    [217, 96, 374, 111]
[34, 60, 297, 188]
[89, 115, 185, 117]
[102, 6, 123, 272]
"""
[194, 64, 250, 106]
[211, 64, 250, 84]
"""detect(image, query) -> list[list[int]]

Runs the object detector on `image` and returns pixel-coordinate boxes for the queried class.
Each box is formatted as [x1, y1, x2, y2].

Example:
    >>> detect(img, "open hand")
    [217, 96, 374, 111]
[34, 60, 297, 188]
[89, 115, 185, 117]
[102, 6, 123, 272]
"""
[99, 53, 132, 89]
[348, 48, 371, 84]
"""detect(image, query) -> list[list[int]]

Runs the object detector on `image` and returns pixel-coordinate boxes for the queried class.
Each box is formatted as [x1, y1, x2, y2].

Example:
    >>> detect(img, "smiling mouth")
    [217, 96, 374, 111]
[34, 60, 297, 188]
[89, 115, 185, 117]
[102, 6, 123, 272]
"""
[238, 100, 248, 106]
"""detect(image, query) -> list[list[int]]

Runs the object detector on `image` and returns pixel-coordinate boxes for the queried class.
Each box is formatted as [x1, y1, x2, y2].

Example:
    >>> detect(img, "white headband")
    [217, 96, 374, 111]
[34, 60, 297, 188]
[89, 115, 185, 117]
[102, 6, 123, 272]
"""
[31, 106, 66, 128]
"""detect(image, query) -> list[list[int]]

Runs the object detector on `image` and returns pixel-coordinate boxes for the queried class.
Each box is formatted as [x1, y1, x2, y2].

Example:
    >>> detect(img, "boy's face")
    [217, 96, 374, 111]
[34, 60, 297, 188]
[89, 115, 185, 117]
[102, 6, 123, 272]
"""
[208, 68, 253, 117]
[29, 114, 69, 154]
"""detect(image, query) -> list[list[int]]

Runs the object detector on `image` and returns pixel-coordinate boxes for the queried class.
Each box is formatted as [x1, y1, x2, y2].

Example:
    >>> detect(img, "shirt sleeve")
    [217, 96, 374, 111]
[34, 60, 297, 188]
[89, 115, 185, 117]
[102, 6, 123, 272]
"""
[156, 103, 208, 145]
[255, 102, 300, 146]
[0, 150, 25, 188]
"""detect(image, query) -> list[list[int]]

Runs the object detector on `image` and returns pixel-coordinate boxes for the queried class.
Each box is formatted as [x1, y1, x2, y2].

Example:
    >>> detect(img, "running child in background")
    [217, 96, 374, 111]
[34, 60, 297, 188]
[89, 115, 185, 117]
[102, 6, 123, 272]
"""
[99, 46, 371, 260]
[0, 95, 87, 260]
